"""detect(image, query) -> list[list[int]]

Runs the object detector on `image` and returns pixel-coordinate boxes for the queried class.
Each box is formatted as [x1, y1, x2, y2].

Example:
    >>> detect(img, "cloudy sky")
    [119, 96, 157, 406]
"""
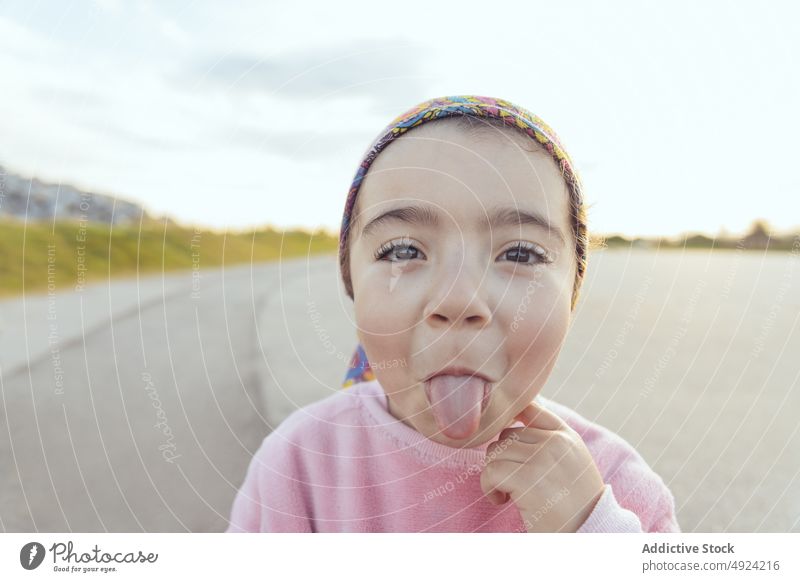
[1, 0, 798, 237]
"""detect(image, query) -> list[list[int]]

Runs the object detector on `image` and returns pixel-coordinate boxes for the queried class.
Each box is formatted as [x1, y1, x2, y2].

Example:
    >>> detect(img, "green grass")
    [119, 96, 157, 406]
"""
[0, 218, 339, 298]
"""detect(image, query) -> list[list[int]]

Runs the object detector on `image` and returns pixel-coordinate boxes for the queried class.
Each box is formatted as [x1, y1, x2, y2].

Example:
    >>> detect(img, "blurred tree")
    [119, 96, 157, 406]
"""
[743, 219, 771, 249]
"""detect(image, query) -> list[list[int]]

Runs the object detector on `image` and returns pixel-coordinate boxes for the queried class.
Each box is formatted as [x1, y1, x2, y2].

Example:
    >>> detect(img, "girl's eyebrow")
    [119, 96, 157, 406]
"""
[358, 203, 566, 246]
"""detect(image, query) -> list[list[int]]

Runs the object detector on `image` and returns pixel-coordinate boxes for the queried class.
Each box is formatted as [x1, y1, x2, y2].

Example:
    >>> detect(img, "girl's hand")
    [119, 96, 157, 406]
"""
[479, 401, 606, 532]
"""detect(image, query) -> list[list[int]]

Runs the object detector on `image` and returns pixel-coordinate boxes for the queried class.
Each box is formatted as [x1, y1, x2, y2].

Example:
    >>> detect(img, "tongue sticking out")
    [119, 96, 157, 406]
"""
[424, 375, 490, 440]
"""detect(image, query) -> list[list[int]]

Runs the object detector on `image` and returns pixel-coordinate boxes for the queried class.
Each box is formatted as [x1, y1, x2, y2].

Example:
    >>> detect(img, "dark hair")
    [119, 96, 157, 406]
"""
[340, 115, 590, 311]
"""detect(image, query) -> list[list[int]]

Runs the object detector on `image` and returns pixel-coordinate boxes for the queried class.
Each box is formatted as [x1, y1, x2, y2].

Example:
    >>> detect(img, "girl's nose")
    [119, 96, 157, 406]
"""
[422, 262, 492, 329]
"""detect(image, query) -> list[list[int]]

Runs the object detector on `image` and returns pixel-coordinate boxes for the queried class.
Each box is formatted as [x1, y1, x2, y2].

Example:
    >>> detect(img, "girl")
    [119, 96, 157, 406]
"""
[226, 95, 680, 533]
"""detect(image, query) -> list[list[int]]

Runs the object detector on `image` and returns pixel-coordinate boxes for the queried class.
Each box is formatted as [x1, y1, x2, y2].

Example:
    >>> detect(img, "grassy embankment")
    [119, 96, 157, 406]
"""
[0, 218, 338, 298]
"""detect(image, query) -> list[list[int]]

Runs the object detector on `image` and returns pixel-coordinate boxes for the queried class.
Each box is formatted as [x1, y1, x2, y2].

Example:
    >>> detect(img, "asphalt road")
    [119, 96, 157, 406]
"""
[0, 258, 324, 532]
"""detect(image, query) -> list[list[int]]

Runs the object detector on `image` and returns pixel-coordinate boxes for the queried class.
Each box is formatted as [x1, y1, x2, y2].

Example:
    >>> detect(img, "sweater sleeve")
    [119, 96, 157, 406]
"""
[576, 454, 681, 533]
[576, 484, 643, 532]
[577, 481, 680, 533]
[224, 431, 315, 533]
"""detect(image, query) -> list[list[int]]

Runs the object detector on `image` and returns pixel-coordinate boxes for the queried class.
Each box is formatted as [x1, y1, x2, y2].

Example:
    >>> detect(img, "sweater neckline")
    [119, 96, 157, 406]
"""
[351, 378, 527, 469]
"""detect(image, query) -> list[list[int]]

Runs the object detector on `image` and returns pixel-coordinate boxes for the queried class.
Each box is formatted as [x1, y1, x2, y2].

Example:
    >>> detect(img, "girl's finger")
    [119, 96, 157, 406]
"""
[486, 437, 541, 463]
[498, 426, 563, 445]
[515, 401, 566, 431]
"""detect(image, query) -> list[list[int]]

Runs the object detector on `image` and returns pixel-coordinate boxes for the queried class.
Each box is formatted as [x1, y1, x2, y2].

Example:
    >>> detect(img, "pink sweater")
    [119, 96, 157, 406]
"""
[225, 379, 680, 532]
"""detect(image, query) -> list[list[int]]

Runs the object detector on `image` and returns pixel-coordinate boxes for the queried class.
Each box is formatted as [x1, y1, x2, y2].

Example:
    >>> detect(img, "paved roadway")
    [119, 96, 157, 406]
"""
[0, 255, 353, 532]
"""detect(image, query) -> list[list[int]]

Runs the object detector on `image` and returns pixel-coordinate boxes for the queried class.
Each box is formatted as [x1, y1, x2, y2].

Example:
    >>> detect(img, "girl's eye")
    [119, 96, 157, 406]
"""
[498, 242, 552, 265]
[374, 239, 425, 262]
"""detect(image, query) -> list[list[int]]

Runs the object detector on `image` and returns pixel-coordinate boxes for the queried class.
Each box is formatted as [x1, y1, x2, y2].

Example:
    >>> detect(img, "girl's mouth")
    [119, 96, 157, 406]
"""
[423, 375, 493, 440]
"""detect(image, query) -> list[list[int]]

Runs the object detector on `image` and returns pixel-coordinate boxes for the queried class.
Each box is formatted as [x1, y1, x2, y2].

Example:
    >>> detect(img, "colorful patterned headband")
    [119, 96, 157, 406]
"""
[339, 95, 584, 388]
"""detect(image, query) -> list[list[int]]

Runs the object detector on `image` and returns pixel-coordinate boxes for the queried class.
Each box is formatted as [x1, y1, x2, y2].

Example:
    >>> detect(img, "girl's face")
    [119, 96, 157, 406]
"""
[348, 118, 576, 448]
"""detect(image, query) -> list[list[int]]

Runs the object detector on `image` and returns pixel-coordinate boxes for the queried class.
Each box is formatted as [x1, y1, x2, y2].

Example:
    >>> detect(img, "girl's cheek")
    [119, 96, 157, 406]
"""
[371, 260, 422, 292]
[356, 323, 412, 380]
[354, 294, 414, 343]
[501, 280, 570, 361]
[354, 296, 420, 369]
[357, 270, 422, 326]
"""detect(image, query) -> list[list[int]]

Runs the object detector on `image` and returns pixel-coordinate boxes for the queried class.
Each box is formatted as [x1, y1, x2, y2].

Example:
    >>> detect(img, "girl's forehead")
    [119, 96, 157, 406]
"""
[357, 126, 570, 229]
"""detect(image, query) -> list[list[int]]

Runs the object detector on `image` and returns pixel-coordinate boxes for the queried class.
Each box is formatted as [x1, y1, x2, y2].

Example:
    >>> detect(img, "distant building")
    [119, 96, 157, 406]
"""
[0, 165, 150, 225]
